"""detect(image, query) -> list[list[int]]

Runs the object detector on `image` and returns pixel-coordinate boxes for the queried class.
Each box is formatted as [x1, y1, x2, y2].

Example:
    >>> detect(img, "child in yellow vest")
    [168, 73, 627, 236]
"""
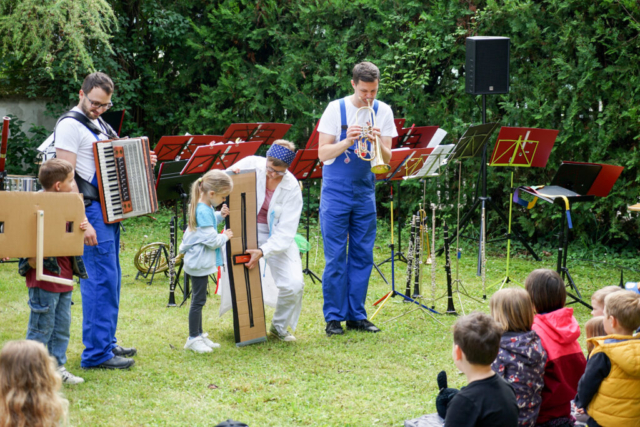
[575, 290, 640, 427]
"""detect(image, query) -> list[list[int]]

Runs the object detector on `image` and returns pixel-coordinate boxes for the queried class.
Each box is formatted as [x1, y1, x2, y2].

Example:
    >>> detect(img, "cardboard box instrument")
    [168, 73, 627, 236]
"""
[225, 170, 267, 347]
[0, 192, 85, 286]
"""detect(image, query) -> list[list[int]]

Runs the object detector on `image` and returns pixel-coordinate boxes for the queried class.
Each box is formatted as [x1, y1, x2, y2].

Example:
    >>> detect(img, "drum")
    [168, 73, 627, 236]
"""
[3, 175, 39, 192]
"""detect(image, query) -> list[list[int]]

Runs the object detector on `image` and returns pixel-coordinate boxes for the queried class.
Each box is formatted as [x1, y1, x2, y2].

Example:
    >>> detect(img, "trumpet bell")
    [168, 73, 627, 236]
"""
[371, 162, 391, 174]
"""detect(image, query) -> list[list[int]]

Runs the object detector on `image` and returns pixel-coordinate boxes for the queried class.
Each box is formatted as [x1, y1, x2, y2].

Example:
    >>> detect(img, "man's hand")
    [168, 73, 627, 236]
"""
[84, 222, 98, 246]
[150, 150, 158, 167]
[345, 124, 363, 146]
[244, 248, 262, 269]
[220, 204, 230, 218]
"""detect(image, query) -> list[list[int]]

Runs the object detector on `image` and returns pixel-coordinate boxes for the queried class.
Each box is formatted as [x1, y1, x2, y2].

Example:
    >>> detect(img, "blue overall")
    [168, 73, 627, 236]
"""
[320, 99, 378, 322]
[79, 134, 122, 368]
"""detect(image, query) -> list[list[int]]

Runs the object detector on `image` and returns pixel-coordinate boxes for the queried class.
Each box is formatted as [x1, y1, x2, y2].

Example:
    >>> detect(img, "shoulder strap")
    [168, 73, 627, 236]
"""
[339, 99, 348, 141]
[54, 111, 118, 140]
[373, 100, 379, 115]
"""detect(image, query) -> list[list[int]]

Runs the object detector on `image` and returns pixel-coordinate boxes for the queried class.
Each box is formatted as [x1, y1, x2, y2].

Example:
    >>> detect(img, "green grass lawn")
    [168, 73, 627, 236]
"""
[0, 207, 631, 426]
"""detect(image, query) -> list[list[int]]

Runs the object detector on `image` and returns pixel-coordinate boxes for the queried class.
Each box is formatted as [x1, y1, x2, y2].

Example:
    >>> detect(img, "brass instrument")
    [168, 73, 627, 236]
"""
[134, 242, 169, 274]
[354, 99, 390, 174]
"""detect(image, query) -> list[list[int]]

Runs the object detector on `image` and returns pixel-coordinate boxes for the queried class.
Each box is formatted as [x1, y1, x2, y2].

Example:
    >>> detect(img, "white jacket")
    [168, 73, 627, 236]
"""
[227, 156, 303, 258]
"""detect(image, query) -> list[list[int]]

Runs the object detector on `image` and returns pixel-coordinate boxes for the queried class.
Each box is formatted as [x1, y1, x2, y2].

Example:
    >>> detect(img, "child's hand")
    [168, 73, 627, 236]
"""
[27, 257, 36, 268]
[1, 257, 10, 262]
[220, 204, 229, 217]
[79, 218, 89, 231]
[223, 229, 233, 240]
[231, 167, 240, 174]
[575, 407, 585, 415]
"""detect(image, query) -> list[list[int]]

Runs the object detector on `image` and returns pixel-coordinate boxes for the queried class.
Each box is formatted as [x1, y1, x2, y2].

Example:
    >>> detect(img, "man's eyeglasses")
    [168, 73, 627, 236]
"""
[86, 97, 113, 110]
[266, 165, 286, 176]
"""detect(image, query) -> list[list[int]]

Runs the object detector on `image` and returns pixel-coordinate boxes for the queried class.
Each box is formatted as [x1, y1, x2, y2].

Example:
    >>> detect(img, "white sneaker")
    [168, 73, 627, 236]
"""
[270, 324, 296, 342]
[200, 333, 221, 349]
[58, 366, 84, 385]
[184, 336, 213, 353]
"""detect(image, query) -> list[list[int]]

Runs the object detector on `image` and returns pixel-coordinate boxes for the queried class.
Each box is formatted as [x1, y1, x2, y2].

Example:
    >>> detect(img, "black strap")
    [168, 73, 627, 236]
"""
[74, 171, 100, 206]
[240, 192, 255, 328]
[54, 111, 118, 142]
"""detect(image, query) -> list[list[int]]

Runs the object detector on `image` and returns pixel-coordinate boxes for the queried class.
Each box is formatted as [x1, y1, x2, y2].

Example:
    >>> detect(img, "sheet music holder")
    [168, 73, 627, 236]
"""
[304, 120, 321, 150]
[489, 127, 558, 168]
[289, 149, 323, 181]
[155, 160, 199, 202]
[394, 118, 406, 134]
[221, 123, 291, 145]
[375, 148, 420, 181]
[154, 135, 223, 161]
[403, 145, 455, 180]
[453, 122, 500, 159]
[180, 140, 263, 175]
[393, 126, 440, 149]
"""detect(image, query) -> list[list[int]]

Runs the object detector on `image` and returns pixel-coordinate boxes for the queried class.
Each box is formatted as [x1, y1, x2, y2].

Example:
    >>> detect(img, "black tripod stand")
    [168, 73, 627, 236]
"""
[377, 181, 408, 267]
[302, 181, 322, 284]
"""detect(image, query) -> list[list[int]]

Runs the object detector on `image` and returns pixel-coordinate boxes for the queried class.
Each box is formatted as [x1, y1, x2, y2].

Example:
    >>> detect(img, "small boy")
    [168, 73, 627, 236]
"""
[590, 285, 623, 317]
[575, 291, 640, 427]
[444, 312, 519, 427]
[18, 158, 89, 385]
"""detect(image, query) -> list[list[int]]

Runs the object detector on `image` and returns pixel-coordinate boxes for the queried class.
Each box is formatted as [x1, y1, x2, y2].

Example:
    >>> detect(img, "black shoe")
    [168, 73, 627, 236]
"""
[112, 345, 137, 357]
[84, 356, 135, 370]
[325, 321, 344, 336]
[346, 319, 381, 333]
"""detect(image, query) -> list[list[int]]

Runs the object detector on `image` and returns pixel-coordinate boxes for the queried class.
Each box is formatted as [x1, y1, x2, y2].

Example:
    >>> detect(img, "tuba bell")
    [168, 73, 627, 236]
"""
[354, 99, 391, 174]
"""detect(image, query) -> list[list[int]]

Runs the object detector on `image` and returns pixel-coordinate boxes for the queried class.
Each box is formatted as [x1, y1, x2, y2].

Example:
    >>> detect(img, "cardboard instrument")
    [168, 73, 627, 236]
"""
[0, 192, 85, 286]
[225, 171, 267, 347]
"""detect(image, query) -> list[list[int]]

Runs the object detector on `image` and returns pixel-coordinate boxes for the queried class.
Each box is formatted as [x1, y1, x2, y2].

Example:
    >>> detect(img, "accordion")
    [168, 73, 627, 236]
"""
[93, 137, 158, 224]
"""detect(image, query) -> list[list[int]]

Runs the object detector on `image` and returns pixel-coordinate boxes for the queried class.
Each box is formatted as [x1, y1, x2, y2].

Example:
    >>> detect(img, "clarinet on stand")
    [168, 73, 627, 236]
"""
[430, 204, 437, 309]
[444, 222, 457, 315]
[404, 215, 416, 299]
[167, 217, 177, 307]
[412, 214, 422, 299]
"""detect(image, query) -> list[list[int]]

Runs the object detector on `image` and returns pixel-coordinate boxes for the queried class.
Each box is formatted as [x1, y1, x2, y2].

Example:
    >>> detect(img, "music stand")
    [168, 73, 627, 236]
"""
[154, 160, 198, 304]
[393, 126, 440, 149]
[221, 123, 291, 145]
[289, 149, 324, 284]
[180, 140, 263, 175]
[154, 135, 224, 162]
[517, 161, 623, 308]
[487, 127, 558, 292]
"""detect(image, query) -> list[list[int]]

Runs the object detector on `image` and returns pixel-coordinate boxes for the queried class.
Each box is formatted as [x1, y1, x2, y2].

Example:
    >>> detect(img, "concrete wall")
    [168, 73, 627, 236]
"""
[0, 97, 58, 138]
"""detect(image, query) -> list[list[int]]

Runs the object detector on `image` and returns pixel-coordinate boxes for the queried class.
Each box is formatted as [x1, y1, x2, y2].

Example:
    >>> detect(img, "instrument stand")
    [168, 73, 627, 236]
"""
[443, 100, 540, 266]
[302, 181, 323, 284]
[134, 244, 170, 286]
[370, 190, 442, 326]
[377, 181, 407, 268]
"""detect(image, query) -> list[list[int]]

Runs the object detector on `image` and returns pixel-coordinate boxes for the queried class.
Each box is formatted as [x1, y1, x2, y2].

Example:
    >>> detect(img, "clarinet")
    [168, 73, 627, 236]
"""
[412, 213, 422, 298]
[405, 215, 416, 298]
[431, 204, 437, 309]
[444, 222, 456, 314]
[167, 217, 177, 307]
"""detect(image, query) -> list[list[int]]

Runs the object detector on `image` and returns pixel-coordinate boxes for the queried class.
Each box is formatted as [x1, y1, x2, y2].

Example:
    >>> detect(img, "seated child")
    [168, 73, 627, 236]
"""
[575, 291, 640, 427]
[590, 286, 622, 317]
[444, 312, 519, 427]
[584, 317, 605, 357]
[18, 159, 89, 384]
[490, 288, 547, 427]
[0, 340, 68, 427]
[525, 269, 587, 427]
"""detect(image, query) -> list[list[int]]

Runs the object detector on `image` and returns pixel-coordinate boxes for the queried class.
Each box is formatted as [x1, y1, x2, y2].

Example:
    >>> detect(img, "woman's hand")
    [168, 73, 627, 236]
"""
[244, 248, 263, 269]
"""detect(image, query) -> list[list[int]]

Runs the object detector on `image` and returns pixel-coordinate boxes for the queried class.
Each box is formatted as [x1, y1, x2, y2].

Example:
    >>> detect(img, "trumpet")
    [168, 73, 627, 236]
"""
[354, 99, 390, 174]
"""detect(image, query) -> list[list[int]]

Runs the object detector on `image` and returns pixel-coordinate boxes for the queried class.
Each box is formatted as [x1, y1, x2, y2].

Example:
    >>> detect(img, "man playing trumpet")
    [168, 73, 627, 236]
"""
[317, 61, 397, 336]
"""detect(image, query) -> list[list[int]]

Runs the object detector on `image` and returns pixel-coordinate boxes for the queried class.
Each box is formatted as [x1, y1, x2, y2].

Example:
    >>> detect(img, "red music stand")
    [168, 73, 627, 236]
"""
[221, 123, 291, 145]
[517, 161, 623, 308]
[180, 141, 263, 175]
[488, 127, 559, 291]
[304, 120, 321, 150]
[394, 118, 406, 135]
[393, 126, 440, 149]
[154, 135, 224, 162]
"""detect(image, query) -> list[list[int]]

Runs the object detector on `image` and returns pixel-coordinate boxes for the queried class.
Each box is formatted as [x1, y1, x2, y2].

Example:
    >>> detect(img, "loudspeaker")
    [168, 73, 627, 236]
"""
[465, 37, 510, 95]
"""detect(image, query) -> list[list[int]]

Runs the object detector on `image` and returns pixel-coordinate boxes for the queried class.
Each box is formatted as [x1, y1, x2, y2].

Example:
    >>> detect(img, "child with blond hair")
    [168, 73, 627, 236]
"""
[575, 291, 640, 427]
[179, 170, 233, 353]
[584, 317, 606, 357]
[590, 286, 623, 317]
[490, 288, 547, 427]
[0, 340, 68, 427]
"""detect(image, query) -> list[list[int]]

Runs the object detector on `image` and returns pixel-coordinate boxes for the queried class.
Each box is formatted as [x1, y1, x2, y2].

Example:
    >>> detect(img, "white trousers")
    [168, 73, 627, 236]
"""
[257, 224, 304, 334]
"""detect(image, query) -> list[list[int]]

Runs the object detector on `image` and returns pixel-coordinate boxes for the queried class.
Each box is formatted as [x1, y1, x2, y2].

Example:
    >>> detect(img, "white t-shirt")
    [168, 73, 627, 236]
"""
[54, 107, 112, 182]
[317, 96, 398, 142]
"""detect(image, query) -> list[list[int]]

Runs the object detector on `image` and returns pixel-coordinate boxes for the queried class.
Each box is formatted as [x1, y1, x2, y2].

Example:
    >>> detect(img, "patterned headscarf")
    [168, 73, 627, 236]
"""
[266, 143, 296, 166]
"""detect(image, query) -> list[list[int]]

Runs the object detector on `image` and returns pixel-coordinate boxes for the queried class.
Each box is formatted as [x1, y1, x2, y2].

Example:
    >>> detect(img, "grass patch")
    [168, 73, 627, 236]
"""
[0, 207, 631, 426]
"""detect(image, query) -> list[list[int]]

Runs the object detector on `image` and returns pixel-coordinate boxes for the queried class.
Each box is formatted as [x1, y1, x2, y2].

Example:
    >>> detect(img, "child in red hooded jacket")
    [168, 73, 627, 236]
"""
[525, 269, 587, 427]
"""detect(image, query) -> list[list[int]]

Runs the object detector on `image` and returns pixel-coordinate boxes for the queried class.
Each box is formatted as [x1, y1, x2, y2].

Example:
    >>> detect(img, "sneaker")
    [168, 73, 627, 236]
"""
[200, 333, 221, 349]
[58, 367, 85, 385]
[269, 324, 296, 342]
[184, 336, 213, 353]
